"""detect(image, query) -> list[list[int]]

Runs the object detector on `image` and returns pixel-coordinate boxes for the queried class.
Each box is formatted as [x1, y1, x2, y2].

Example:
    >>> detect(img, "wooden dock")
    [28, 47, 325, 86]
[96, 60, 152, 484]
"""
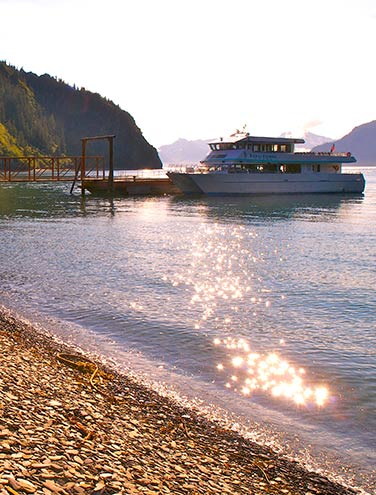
[0, 155, 180, 195]
[0, 136, 181, 196]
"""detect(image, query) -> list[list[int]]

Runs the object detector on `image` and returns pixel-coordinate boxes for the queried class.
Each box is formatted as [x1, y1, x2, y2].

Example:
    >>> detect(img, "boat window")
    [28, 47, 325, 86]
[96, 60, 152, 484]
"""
[243, 164, 278, 173]
[215, 143, 226, 150]
[243, 164, 259, 172]
[285, 164, 301, 173]
[262, 163, 278, 173]
[212, 141, 295, 153]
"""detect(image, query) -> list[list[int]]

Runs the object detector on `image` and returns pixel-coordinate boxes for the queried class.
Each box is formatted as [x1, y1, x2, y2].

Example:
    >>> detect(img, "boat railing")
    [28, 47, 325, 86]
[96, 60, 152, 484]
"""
[295, 151, 352, 157]
[112, 169, 169, 180]
[165, 163, 200, 173]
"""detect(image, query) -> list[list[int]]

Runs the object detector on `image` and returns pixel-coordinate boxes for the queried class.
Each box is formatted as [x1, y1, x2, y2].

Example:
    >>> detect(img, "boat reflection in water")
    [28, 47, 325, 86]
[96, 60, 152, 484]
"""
[168, 191, 365, 223]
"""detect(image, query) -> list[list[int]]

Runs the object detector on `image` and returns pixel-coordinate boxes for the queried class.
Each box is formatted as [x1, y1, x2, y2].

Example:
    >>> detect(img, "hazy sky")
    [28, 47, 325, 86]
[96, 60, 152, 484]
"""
[1, 0, 375, 147]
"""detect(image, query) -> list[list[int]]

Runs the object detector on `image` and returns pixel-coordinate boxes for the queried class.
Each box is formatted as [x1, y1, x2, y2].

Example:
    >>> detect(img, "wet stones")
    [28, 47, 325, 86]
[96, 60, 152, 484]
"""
[0, 310, 358, 495]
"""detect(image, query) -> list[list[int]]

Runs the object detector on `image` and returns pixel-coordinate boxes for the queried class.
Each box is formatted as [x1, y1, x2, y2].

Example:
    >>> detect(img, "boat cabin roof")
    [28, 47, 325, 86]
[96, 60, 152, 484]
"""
[209, 132, 305, 146]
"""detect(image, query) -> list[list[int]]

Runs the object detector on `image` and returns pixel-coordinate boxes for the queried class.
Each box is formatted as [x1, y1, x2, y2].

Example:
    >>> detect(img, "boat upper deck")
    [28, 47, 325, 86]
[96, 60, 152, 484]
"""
[204, 131, 356, 164]
[208, 131, 304, 152]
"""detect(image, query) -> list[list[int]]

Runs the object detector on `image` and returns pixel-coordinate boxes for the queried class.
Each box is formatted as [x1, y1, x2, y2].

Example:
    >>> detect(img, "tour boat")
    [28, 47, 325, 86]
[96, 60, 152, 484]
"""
[167, 131, 365, 195]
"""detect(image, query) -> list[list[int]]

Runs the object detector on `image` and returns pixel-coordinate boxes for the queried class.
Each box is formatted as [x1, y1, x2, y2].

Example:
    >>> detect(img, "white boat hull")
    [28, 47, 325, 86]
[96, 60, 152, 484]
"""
[168, 172, 365, 195]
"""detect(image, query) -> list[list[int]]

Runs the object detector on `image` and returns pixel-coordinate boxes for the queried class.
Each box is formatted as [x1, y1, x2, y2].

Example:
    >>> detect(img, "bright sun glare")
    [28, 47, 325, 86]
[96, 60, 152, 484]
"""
[214, 337, 330, 407]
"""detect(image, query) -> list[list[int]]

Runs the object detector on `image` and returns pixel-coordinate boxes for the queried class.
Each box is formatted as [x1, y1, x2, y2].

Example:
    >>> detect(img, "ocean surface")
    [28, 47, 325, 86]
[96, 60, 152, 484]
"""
[0, 166, 375, 493]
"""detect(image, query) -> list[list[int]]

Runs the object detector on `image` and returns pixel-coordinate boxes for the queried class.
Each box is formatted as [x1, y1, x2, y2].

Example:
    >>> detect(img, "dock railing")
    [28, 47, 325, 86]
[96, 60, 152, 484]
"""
[0, 156, 105, 182]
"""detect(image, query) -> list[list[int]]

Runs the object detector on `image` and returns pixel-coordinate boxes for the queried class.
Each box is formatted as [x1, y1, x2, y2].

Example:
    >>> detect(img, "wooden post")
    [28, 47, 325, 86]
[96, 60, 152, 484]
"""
[81, 139, 86, 195]
[79, 135, 115, 195]
[108, 136, 114, 193]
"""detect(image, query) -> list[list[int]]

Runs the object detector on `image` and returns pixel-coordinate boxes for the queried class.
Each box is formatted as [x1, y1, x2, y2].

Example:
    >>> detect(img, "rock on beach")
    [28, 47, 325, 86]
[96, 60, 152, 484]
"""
[0, 308, 357, 495]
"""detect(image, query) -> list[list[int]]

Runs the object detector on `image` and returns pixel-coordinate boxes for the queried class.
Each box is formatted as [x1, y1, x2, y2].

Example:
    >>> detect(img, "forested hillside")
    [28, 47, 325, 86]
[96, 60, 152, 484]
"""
[0, 62, 162, 169]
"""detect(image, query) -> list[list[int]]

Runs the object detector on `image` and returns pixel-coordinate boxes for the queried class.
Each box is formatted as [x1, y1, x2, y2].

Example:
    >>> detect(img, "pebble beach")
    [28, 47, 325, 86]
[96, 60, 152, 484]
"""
[0, 308, 358, 495]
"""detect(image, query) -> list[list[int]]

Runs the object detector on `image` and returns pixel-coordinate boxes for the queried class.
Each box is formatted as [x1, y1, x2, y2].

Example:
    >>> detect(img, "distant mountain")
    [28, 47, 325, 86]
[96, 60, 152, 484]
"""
[312, 120, 376, 165]
[280, 131, 333, 151]
[0, 61, 161, 169]
[158, 138, 212, 165]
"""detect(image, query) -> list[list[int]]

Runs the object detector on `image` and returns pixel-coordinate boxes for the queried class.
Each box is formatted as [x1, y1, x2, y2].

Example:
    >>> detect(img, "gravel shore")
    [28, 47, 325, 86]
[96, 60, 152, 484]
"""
[0, 309, 357, 495]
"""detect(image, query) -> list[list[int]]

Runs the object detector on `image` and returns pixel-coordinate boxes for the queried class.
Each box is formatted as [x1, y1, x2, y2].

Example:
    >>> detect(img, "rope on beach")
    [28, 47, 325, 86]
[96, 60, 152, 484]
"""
[5, 486, 20, 495]
[254, 462, 270, 484]
[56, 353, 100, 389]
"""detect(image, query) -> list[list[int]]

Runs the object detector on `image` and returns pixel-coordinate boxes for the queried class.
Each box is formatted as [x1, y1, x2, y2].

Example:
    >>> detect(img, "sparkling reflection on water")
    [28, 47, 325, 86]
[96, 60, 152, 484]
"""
[0, 168, 375, 492]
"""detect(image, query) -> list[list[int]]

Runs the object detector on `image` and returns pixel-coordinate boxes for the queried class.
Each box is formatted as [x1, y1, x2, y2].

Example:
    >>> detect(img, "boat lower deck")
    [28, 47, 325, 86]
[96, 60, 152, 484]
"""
[167, 172, 366, 195]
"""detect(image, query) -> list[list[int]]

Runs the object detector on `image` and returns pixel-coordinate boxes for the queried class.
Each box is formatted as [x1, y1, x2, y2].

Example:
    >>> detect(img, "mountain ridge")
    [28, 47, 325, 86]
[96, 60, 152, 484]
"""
[158, 138, 212, 164]
[312, 120, 376, 165]
[0, 61, 162, 169]
[280, 131, 333, 151]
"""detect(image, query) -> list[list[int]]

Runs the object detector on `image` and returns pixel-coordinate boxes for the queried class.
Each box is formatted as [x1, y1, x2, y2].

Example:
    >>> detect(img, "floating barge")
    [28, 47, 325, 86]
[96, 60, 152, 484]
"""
[79, 135, 181, 196]
[82, 175, 181, 196]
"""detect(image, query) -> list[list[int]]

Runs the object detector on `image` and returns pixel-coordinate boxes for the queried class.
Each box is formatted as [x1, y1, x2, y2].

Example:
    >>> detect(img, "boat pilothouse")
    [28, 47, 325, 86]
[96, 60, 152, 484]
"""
[167, 130, 365, 195]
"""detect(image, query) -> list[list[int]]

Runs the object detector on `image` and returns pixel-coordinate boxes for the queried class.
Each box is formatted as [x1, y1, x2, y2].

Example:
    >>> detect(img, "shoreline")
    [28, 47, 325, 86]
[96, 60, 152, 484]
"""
[0, 308, 359, 495]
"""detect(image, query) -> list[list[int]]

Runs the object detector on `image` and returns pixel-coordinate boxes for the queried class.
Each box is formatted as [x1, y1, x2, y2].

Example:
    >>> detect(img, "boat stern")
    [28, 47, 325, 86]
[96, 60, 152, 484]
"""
[167, 172, 204, 194]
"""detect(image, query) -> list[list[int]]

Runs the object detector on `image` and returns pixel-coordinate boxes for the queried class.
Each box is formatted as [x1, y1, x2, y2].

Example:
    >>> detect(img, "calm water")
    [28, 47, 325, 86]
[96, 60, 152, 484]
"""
[0, 167, 375, 493]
